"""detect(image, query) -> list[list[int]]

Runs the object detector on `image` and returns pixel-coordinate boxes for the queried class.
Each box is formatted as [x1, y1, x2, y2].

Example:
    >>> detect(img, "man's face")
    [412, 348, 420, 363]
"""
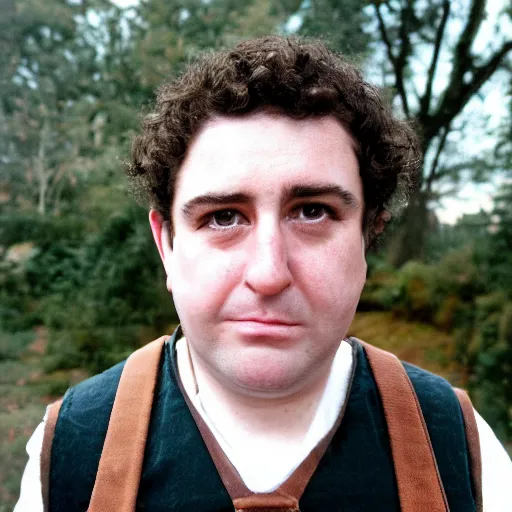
[152, 112, 367, 397]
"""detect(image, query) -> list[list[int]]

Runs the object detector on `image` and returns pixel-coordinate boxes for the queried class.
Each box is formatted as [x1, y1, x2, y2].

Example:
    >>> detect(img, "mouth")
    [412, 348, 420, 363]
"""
[227, 318, 301, 339]
[231, 317, 299, 326]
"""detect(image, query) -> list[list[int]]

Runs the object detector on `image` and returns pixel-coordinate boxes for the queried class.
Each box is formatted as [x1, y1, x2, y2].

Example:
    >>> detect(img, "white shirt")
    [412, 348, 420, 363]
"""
[14, 340, 512, 511]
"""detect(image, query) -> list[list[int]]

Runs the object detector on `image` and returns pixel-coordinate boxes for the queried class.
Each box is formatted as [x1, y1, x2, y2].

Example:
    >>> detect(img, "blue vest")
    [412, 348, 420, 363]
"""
[49, 333, 477, 511]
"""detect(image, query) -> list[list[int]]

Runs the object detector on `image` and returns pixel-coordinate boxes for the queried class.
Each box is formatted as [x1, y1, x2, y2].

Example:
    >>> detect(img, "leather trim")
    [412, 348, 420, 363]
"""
[41, 399, 63, 512]
[87, 336, 167, 512]
[278, 339, 358, 500]
[356, 338, 449, 512]
[454, 388, 483, 512]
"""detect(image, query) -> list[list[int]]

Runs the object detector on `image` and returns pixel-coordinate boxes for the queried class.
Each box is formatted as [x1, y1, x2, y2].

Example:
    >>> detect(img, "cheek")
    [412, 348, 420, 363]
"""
[299, 235, 367, 310]
[171, 241, 241, 315]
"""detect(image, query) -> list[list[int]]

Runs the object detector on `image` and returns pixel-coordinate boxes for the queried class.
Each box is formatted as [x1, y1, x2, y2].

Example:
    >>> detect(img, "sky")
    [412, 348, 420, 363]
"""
[110, 0, 510, 224]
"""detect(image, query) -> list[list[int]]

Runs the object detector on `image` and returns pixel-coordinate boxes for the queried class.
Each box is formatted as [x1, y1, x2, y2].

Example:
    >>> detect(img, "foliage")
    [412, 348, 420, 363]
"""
[287, 0, 371, 56]
[362, 181, 512, 439]
[2, 204, 177, 373]
[467, 181, 512, 438]
[349, 311, 458, 381]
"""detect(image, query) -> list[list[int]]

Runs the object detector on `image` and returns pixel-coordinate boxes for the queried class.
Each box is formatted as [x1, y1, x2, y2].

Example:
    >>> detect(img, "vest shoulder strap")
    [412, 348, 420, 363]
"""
[40, 336, 166, 512]
[454, 387, 483, 512]
[360, 340, 450, 512]
[86, 335, 167, 512]
[41, 399, 62, 512]
[361, 340, 482, 512]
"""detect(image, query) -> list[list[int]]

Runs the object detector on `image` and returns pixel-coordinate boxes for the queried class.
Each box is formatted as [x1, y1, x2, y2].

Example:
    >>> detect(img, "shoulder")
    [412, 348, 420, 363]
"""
[61, 360, 127, 420]
[401, 360, 460, 410]
[54, 360, 127, 447]
[399, 362, 471, 476]
[399, 361, 466, 438]
[357, 340, 478, 508]
[49, 360, 129, 510]
[355, 339, 466, 442]
[355, 338, 460, 412]
[58, 333, 172, 427]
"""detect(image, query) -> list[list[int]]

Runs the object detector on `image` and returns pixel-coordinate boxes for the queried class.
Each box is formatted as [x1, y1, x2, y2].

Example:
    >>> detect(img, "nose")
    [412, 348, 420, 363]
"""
[244, 220, 292, 296]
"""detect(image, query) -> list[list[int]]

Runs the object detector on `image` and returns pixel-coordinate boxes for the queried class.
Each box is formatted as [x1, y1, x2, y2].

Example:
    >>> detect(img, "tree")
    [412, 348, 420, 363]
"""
[371, 0, 512, 265]
[287, 0, 371, 56]
[0, 0, 145, 216]
[290, 0, 512, 265]
[1, 0, 99, 215]
[128, 0, 304, 93]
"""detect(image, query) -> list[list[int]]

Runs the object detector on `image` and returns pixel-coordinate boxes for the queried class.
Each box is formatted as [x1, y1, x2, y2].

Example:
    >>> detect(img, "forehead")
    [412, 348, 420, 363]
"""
[173, 113, 361, 210]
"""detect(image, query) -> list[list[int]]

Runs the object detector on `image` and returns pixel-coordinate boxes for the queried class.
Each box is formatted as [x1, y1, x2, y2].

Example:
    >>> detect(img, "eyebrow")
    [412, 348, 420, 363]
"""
[181, 183, 360, 220]
[284, 184, 359, 209]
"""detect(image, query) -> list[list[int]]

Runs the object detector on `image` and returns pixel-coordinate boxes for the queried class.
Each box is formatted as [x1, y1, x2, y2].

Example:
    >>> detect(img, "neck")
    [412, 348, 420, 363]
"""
[176, 338, 337, 447]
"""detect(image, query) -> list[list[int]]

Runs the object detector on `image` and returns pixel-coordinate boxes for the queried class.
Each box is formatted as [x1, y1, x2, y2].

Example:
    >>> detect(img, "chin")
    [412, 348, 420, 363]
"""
[229, 352, 306, 396]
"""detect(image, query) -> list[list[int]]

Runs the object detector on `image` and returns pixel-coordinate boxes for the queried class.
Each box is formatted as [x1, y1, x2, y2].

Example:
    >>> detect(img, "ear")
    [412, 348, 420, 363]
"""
[149, 209, 173, 291]
[363, 209, 392, 252]
[374, 209, 392, 236]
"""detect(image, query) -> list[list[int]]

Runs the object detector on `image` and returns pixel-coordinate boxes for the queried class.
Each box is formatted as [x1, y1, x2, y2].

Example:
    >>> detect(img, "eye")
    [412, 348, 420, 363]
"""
[290, 203, 337, 222]
[205, 209, 246, 230]
[201, 204, 338, 231]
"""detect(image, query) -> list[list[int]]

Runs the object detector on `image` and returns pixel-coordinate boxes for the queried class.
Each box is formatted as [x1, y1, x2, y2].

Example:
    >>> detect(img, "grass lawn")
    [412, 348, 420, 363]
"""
[349, 311, 463, 385]
[0, 329, 73, 511]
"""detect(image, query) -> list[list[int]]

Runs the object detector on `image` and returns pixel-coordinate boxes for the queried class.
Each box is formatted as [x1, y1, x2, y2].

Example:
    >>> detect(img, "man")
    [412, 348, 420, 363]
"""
[16, 35, 512, 511]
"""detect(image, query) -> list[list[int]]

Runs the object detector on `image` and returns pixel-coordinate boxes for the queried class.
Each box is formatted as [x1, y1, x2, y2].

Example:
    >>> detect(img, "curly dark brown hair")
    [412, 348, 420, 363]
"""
[126, 35, 421, 246]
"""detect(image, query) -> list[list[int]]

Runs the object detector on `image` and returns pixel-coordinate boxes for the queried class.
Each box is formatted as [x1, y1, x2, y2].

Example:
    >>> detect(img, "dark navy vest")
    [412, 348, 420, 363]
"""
[49, 333, 477, 511]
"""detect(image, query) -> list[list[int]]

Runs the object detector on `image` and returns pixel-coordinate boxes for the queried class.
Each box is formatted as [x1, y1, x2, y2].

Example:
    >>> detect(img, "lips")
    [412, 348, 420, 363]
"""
[232, 317, 299, 326]
[229, 318, 301, 339]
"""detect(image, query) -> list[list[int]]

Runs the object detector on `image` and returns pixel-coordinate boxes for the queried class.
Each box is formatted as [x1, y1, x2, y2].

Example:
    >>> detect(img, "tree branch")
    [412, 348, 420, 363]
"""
[467, 40, 512, 100]
[374, 1, 411, 117]
[453, 0, 486, 75]
[420, 0, 450, 116]
[426, 124, 450, 193]
[374, 4, 396, 67]
[434, 157, 499, 181]
[394, 0, 414, 117]
[34, 118, 50, 216]
[420, 0, 485, 144]
[426, 39, 512, 143]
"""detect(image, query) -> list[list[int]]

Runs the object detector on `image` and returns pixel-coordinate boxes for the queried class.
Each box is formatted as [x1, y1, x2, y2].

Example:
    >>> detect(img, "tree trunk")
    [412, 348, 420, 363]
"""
[387, 190, 430, 267]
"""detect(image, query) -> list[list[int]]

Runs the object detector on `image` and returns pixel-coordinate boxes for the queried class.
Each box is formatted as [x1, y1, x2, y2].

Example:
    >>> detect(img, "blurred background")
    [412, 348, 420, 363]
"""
[1, 0, 511, 507]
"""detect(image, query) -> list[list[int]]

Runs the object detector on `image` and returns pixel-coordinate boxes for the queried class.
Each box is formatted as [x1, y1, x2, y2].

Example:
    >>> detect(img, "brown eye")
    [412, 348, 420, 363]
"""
[209, 209, 241, 228]
[302, 204, 325, 219]
[291, 203, 335, 221]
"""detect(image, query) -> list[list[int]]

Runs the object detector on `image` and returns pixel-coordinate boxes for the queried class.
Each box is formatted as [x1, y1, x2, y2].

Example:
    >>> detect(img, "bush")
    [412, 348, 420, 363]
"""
[37, 205, 178, 373]
[465, 297, 512, 439]
[392, 261, 437, 322]
[359, 247, 512, 440]
[0, 331, 35, 362]
[434, 295, 463, 332]
[2, 202, 178, 374]
[44, 326, 140, 375]
[0, 213, 86, 249]
[359, 267, 400, 311]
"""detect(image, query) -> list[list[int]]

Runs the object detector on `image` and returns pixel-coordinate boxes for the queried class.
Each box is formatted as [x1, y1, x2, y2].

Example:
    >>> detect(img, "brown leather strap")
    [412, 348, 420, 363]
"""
[233, 494, 298, 512]
[454, 388, 483, 512]
[87, 336, 167, 512]
[41, 399, 63, 512]
[360, 340, 449, 512]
